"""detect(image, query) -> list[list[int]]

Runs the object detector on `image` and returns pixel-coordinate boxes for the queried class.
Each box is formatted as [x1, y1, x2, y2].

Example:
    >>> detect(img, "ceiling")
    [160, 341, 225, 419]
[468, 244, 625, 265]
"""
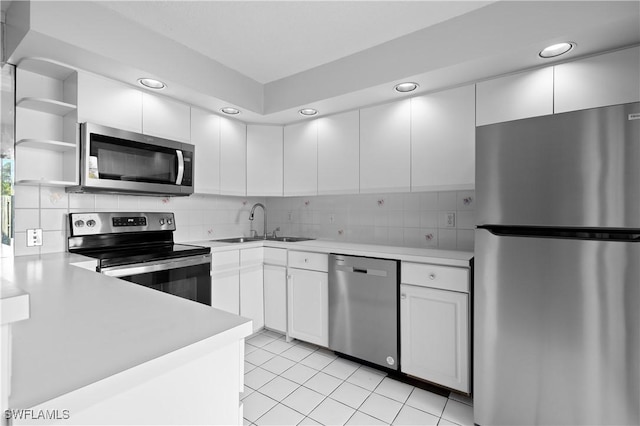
[96, 1, 493, 84]
[4, 1, 640, 125]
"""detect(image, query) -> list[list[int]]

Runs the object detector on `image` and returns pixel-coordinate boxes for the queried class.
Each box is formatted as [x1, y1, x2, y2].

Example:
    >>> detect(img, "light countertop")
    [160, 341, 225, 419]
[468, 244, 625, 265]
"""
[197, 238, 474, 267]
[2, 252, 252, 410]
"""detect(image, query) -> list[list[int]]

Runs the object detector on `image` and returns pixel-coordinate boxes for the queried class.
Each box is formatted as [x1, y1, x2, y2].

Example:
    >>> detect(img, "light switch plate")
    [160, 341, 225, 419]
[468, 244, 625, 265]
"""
[27, 229, 43, 247]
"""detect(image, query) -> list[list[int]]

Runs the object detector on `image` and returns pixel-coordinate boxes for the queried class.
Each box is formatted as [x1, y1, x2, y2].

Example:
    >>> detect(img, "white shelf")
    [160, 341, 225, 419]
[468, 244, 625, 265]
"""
[16, 179, 77, 187]
[16, 139, 76, 152]
[17, 97, 77, 116]
[17, 57, 76, 80]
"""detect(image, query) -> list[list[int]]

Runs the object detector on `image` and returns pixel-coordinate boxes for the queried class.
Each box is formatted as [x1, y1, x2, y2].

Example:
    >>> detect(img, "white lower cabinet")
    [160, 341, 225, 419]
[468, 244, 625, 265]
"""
[264, 264, 287, 333]
[400, 283, 470, 393]
[287, 251, 328, 347]
[211, 250, 240, 315]
[240, 248, 264, 332]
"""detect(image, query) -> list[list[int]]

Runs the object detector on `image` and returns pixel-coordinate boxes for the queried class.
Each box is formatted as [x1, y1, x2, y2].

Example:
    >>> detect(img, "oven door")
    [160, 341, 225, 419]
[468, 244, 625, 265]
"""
[101, 254, 212, 306]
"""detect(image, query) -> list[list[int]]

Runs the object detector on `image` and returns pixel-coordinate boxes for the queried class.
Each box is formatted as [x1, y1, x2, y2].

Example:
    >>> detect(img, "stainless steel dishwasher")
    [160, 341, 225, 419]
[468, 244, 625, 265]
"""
[329, 254, 399, 370]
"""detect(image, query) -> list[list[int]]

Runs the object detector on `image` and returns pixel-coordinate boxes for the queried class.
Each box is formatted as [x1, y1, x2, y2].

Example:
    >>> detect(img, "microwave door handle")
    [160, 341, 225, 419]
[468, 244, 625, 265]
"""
[176, 150, 185, 185]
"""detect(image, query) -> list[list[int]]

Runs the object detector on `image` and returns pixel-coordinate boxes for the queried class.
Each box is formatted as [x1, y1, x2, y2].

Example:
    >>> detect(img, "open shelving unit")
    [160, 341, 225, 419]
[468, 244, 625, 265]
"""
[15, 57, 79, 187]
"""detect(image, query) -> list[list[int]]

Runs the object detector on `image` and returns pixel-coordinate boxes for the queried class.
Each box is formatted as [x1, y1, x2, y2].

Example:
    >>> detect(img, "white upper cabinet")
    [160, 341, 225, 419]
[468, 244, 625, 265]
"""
[77, 72, 142, 133]
[141, 93, 191, 142]
[411, 85, 475, 191]
[246, 125, 283, 196]
[220, 117, 247, 196]
[190, 108, 220, 195]
[360, 100, 411, 193]
[554, 46, 640, 113]
[317, 110, 360, 195]
[476, 67, 554, 126]
[284, 120, 318, 196]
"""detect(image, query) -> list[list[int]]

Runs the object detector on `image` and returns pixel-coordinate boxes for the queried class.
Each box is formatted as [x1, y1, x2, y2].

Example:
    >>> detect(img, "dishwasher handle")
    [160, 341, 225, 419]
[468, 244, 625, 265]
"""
[336, 265, 389, 277]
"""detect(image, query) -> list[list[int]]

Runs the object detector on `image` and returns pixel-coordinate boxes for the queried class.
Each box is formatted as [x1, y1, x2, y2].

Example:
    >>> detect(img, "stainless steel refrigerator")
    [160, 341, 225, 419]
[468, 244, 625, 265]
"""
[475, 102, 639, 426]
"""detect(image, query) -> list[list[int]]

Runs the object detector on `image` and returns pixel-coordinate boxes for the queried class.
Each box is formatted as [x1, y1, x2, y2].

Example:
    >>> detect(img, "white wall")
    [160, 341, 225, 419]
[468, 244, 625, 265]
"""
[266, 190, 475, 251]
[12, 185, 266, 256]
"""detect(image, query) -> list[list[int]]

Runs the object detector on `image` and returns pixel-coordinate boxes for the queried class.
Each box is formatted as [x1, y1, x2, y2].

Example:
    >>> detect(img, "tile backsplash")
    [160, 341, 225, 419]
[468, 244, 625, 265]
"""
[265, 190, 475, 251]
[12, 186, 475, 256]
[13, 185, 266, 256]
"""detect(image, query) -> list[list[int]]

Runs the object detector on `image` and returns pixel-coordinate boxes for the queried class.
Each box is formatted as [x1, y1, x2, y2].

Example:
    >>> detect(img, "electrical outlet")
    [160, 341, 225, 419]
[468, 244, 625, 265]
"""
[445, 212, 456, 228]
[27, 229, 43, 247]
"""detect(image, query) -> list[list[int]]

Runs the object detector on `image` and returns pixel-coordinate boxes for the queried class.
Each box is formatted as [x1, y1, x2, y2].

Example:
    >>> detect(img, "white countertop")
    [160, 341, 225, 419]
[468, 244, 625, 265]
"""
[1, 252, 252, 410]
[197, 238, 474, 267]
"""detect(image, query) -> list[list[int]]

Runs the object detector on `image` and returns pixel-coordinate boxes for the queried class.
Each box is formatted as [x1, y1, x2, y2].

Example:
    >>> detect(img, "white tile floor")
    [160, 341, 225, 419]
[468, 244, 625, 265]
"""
[242, 330, 474, 426]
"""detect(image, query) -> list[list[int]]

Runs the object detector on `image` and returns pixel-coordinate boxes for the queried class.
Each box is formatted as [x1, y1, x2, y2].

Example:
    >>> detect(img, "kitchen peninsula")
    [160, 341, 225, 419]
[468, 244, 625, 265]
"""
[1, 252, 251, 425]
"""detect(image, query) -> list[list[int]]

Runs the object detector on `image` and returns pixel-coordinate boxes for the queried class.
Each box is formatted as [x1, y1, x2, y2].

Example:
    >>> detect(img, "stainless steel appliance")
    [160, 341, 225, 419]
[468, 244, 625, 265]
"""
[67, 123, 194, 196]
[329, 254, 399, 370]
[475, 102, 640, 425]
[68, 212, 211, 305]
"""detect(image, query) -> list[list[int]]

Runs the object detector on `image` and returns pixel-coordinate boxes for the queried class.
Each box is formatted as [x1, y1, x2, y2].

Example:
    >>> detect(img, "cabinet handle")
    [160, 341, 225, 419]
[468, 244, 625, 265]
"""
[304, 258, 309, 263]
[401, 293, 407, 299]
[429, 273, 436, 280]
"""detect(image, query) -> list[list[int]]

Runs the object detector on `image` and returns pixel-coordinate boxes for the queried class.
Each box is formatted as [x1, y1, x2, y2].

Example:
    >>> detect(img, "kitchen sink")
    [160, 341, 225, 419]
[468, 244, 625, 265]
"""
[267, 236, 315, 242]
[213, 237, 263, 243]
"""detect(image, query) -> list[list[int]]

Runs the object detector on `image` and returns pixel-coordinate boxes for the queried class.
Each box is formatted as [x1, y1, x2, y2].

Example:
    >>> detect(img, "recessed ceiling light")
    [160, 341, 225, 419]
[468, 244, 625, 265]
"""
[221, 107, 240, 115]
[299, 108, 318, 116]
[137, 78, 166, 90]
[539, 42, 575, 58]
[394, 82, 419, 93]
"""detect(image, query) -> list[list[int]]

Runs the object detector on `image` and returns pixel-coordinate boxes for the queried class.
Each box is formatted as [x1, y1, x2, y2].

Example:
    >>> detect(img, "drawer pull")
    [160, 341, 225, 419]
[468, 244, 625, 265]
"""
[304, 258, 309, 263]
[429, 273, 436, 280]
[401, 293, 407, 299]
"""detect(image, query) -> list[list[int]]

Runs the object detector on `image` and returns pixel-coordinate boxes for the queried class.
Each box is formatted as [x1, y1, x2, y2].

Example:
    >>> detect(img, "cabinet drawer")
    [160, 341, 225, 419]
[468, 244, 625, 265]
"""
[288, 251, 328, 272]
[212, 250, 239, 271]
[241, 247, 264, 267]
[264, 247, 287, 266]
[401, 262, 469, 293]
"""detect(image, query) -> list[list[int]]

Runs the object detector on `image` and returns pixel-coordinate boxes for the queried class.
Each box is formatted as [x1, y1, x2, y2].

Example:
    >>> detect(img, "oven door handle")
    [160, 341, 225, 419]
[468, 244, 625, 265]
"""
[101, 254, 211, 278]
[176, 149, 185, 185]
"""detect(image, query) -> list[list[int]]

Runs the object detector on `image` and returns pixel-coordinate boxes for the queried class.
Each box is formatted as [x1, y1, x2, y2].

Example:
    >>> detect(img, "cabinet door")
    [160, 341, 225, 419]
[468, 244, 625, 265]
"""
[284, 121, 318, 196]
[264, 264, 287, 333]
[191, 108, 220, 194]
[142, 93, 191, 142]
[360, 100, 411, 193]
[476, 67, 553, 126]
[246, 125, 283, 196]
[240, 264, 265, 332]
[317, 110, 359, 195]
[554, 46, 640, 113]
[77, 72, 142, 133]
[411, 85, 475, 191]
[400, 284, 469, 392]
[220, 117, 247, 196]
[211, 250, 240, 315]
[287, 268, 328, 347]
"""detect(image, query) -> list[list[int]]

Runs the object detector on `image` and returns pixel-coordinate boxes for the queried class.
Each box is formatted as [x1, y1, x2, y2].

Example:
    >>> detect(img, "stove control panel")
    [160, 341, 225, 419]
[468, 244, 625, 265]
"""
[69, 212, 177, 236]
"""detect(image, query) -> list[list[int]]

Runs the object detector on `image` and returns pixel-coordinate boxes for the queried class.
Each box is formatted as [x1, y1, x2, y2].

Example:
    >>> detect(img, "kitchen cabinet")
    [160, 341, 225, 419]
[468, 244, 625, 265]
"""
[240, 247, 265, 332]
[15, 58, 78, 187]
[411, 85, 475, 191]
[400, 262, 470, 393]
[263, 248, 288, 333]
[77, 71, 142, 133]
[476, 67, 553, 126]
[554, 46, 640, 113]
[360, 99, 411, 193]
[141, 93, 191, 142]
[220, 117, 247, 196]
[246, 125, 283, 196]
[284, 121, 318, 196]
[287, 251, 328, 347]
[317, 110, 359, 195]
[211, 250, 240, 315]
[190, 108, 221, 194]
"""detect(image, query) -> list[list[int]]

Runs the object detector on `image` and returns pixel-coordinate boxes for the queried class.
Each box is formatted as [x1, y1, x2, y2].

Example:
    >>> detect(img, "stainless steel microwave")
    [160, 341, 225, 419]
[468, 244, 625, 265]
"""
[67, 122, 194, 196]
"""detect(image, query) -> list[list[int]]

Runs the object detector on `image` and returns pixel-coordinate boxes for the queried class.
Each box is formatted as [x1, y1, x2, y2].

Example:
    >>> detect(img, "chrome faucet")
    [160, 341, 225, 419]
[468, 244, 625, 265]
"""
[249, 203, 267, 239]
